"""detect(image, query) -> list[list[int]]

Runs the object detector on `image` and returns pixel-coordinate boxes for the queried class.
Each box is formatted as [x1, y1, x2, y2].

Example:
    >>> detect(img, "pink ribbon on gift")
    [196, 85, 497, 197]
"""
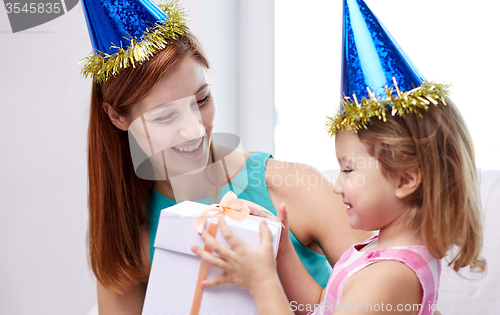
[190, 191, 281, 315]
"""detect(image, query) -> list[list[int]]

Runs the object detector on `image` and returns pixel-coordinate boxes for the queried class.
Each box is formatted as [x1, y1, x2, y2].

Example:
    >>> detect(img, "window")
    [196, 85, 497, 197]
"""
[275, 0, 500, 171]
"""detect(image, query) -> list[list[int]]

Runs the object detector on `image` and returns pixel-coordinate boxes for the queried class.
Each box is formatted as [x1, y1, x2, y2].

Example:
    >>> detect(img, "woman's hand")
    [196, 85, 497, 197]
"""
[191, 217, 278, 294]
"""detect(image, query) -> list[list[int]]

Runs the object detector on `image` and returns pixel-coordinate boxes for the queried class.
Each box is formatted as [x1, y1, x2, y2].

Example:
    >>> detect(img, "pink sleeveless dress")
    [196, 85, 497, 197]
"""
[308, 235, 441, 315]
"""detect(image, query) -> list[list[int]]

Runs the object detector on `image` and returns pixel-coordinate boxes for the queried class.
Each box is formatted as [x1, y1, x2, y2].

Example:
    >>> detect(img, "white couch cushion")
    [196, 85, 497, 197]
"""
[437, 169, 500, 314]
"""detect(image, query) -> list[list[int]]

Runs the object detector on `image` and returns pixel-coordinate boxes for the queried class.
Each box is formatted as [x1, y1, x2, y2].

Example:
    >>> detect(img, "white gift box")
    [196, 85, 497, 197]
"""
[142, 201, 282, 315]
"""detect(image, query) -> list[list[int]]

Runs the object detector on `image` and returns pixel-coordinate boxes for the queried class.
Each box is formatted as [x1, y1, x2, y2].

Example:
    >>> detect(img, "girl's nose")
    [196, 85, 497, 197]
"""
[332, 174, 344, 195]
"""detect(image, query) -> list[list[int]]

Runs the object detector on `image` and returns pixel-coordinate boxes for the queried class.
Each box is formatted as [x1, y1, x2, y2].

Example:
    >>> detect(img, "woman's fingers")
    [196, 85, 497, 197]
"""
[276, 203, 291, 251]
[243, 200, 273, 218]
[191, 245, 228, 270]
[277, 203, 289, 231]
[259, 220, 273, 249]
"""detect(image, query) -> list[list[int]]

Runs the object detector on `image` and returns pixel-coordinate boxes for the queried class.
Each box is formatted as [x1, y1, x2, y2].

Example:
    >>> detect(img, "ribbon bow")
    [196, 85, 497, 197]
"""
[194, 191, 280, 234]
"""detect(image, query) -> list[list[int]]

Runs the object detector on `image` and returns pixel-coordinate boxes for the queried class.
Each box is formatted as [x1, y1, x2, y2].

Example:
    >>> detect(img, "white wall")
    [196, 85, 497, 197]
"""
[0, 3, 94, 315]
[184, 0, 275, 153]
[0, 1, 274, 314]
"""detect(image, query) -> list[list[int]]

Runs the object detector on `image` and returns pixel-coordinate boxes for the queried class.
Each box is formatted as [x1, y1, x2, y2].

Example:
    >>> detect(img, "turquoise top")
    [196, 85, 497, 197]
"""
[148, 151, 332, 288]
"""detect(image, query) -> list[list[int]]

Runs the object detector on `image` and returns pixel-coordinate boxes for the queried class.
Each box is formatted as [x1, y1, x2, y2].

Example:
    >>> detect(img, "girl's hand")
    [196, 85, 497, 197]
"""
[244, 202, 290, 255]
[191, 217, 279, 294]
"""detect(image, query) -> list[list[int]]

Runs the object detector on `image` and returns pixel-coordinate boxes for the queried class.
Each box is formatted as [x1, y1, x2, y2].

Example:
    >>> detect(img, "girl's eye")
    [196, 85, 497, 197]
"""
[196, 93, 211, 107]
[154, 112, 175, 123]
[342, 169, 353, 174]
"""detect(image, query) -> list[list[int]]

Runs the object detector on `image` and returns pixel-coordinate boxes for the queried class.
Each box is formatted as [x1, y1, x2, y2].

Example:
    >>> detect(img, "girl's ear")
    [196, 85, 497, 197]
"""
[103, 102, 129, 131]
[395, 168, 422, 199]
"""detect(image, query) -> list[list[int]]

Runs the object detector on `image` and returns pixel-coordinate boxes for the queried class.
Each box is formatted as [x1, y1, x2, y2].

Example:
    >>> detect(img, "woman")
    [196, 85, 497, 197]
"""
[82, 1, 369, 313]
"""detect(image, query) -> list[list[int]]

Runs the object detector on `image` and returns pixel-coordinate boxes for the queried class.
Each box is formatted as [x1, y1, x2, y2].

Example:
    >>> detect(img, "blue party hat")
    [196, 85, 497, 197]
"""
[80, 0, 188, 83]
[328, 0, 449, 135]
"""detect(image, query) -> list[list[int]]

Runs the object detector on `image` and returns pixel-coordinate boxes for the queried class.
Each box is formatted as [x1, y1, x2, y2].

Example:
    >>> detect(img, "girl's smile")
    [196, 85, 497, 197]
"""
[333, 130, 406, 232]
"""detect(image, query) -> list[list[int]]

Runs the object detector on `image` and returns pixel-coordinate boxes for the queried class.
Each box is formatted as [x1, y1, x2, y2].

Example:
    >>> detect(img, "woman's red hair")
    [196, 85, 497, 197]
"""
[87, 32, 209, 293]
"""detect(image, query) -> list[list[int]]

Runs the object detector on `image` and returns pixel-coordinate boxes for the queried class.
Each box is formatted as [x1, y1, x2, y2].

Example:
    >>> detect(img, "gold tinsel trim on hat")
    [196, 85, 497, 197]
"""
[326, 79, 449, 136]
[80, 1, 188, 83]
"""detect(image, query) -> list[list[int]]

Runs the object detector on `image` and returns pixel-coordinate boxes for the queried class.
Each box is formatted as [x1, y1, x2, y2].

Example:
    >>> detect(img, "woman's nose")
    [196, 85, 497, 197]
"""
[332, 174, 344, 195]
[179, 109, 204, 140]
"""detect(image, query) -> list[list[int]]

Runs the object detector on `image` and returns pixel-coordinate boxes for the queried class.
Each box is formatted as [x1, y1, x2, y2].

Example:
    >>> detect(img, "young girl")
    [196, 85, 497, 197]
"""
[191, 1, 485, 314]
[192, 96, 485, 315]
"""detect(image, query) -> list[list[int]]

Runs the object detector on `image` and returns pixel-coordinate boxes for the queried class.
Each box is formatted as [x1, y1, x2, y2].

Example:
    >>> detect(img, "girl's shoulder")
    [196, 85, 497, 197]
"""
[334, 244, 440, 314]
[343, 259, 424, 309]
[349, 240, 439, 285]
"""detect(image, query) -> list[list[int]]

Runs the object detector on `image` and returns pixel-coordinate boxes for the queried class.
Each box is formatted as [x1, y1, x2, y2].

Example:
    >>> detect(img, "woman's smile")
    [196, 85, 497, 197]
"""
[170, 135, 207, 159]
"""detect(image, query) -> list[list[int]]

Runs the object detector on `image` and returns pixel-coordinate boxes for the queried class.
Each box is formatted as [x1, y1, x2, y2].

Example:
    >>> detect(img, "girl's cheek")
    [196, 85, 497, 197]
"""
[347, 174, 366, 188]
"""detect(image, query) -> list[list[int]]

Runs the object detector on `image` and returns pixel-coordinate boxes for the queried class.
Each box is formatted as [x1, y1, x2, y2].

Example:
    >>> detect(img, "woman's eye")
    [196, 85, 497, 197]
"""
[154, 113, 175, 123]
[342, 169, 353, 174]
[196, 93, 211, 106]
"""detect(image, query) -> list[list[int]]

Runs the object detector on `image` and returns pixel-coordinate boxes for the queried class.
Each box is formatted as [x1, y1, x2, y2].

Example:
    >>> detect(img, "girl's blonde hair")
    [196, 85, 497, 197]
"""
[357, 98, 485, 273]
